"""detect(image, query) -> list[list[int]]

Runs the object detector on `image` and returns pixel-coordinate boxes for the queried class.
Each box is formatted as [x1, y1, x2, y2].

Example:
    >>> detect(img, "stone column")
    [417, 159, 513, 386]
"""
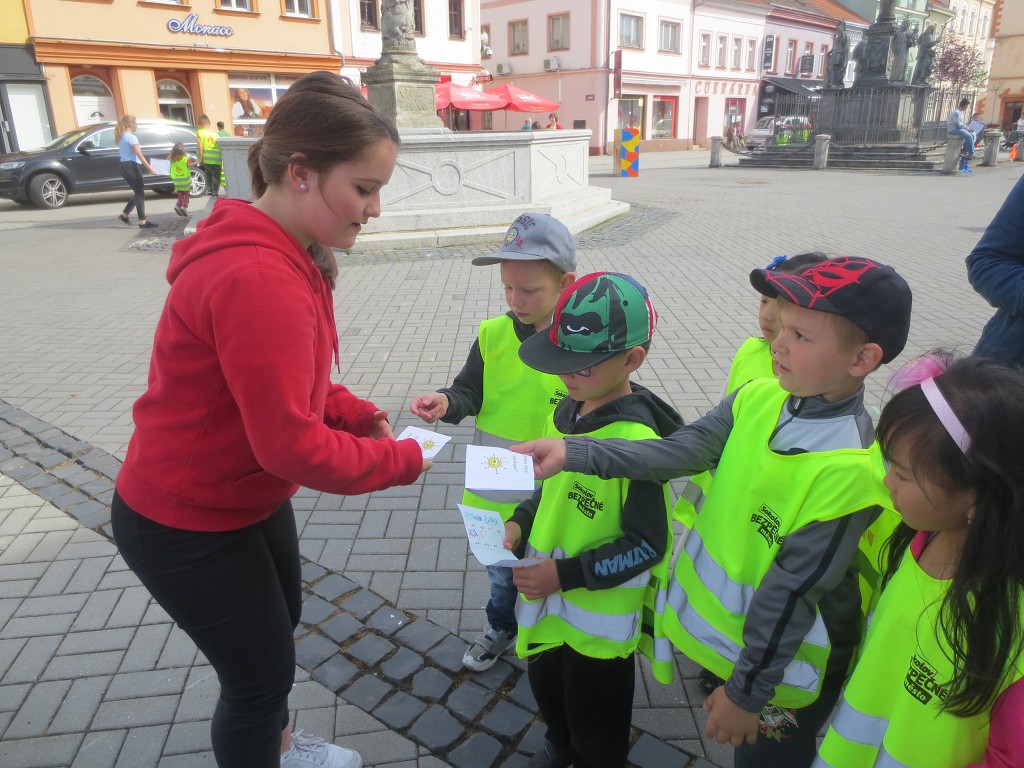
[361, 0, 443, 129]
[813, 134, 831, 169]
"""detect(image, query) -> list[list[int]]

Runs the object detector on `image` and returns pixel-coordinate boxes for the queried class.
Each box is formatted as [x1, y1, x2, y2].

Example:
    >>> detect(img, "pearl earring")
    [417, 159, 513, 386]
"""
[299, 183, 307, 190]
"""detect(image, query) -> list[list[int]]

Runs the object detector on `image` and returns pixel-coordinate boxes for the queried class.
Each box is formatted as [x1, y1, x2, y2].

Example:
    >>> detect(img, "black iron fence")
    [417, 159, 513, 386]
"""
[757, 87, 976, 149]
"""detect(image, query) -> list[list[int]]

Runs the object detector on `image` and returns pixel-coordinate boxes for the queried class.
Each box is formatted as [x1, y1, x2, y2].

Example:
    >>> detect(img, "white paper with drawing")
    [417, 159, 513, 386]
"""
[457, 504, 540, 568]
[395, 426, 452, 459]
[464, 445, 534, 492]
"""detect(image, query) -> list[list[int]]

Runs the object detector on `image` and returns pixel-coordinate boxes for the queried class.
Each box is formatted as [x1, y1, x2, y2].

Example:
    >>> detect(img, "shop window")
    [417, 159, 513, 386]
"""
[413, 0, 423, 34]
[652, 96, 676, 138]
[619, 14, 643, 49]
[360, 0, 377, 29]
[511, 20, 528, 55]
[659, 20, 681, 53]
[284, 0, 312, 17]
[220, 0, 251, 10]
[617, 97, 644, 132]
[71, 75, 115, 125]
[549, 13, 569, 51]
[449, 0, 463, 38]
[228, 74, 296, 137]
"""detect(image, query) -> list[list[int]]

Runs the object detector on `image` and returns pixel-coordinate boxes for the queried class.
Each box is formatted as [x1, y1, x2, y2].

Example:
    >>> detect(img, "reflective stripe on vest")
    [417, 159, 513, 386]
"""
[814, 546, 1022, 767]
[661, 378, 890, 708]
[198, 129, 221, 163]
[516, 419, 672, 662]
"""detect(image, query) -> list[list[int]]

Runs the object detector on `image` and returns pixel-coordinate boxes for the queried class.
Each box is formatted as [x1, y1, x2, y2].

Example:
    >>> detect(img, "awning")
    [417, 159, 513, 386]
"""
[435, 82, 508, 111]
[763, 76, 824, 98]
[484, 84, 559, 113]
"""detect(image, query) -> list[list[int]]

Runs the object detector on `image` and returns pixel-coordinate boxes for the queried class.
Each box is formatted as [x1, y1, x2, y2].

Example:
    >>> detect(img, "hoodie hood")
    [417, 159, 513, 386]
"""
[554, 382, 683, 437]
[168, 198, 313, 285]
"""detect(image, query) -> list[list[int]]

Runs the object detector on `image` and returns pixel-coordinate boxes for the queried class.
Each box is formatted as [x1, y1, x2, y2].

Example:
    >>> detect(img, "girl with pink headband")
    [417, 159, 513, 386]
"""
[815, 354, 1024, 767]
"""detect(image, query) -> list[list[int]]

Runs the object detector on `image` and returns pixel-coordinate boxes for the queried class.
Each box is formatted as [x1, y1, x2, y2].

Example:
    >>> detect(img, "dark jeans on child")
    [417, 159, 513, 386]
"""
[485, 564, 517, 633]
[203, 163, 222, 195]
[733, 667, 845, 768]
[120, 161, 147, 220]
[111, 492, 300, 768]
[528, 644, 634, 768]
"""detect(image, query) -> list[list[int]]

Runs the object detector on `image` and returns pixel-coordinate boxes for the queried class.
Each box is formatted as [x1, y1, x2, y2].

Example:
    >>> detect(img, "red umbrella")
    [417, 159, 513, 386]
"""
[484, 84, 559, 113]
[435, 82, 508, 111]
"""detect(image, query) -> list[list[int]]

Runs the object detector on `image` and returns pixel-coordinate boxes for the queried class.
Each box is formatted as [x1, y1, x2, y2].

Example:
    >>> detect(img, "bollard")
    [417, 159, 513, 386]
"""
[710, 136, 722, 168]
[942, 136, 963, 175]
[981, 130, 1000, 166]
[813, 134, 831, 170]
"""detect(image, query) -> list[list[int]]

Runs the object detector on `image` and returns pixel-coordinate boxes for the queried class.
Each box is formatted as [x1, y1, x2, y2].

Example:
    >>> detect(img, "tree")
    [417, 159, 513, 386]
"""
[934, 33, 986, 97]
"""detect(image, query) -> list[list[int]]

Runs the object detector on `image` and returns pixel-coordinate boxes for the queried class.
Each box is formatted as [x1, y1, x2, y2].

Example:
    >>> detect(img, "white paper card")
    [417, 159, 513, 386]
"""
[150, 159, 170, 175]
[458, 504, 541, 568]
[396, 426, 452, 459]
[464, 445, 534, 492]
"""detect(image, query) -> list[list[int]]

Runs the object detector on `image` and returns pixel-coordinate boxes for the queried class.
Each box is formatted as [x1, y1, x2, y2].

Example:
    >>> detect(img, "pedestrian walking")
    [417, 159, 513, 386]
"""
[115, 114, 158, 229]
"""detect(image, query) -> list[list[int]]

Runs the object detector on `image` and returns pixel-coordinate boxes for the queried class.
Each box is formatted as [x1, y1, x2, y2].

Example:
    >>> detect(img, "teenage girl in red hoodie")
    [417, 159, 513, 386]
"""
[111, 72, 429, 768]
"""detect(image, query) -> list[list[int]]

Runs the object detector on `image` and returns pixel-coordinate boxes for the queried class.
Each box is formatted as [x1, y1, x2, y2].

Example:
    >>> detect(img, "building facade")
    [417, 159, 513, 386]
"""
[987, 0, 1024, 129]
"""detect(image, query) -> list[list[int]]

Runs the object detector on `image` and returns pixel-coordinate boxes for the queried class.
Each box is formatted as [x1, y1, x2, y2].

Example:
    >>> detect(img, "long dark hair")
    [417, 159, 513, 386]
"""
[247, 72, 399, 288]
[877, 355, 1024, 717]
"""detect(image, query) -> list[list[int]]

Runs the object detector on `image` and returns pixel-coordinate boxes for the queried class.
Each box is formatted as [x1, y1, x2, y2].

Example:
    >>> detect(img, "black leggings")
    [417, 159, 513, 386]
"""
[111, 492, 301, 768]
[527, 645, 635, 768]
[120, 161, 147, 220]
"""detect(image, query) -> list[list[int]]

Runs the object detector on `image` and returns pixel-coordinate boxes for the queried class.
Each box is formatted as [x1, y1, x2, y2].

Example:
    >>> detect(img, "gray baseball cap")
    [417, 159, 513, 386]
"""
[472, 212, 577, 273]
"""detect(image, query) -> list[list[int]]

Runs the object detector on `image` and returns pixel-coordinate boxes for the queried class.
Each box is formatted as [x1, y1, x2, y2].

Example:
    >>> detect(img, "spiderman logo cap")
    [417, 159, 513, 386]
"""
[749, 256, 912, 364]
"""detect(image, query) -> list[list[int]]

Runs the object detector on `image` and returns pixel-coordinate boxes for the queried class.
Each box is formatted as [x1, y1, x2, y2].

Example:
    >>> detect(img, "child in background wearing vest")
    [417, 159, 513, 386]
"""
[814, 354, 1024, 767]
[506, 272, 681, 768]
[409, 213, 577, 672]
[168, 143, 195, 217]
[196, 115, 222, 198]
[515, 257, 913, 768]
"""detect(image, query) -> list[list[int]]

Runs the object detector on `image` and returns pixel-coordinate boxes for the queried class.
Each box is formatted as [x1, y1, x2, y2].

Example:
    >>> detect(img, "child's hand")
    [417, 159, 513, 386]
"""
[703, 686, 759, 747]
[512, 559, 560, 600]
[410, 392, 448, 423]
[503, 522, 522, 551]
[511, 439, 566, 480]
[369, 411, 394, 439]
[420, 458, 433, 475]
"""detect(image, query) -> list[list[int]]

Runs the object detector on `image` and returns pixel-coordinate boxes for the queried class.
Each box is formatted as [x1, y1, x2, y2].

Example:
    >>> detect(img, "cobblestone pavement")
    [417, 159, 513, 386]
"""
[1, 154, 1020, 768]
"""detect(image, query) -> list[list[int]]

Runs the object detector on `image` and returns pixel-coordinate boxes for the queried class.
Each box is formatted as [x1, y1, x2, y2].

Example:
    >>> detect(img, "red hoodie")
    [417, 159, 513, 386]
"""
[117, 199, 424, 531]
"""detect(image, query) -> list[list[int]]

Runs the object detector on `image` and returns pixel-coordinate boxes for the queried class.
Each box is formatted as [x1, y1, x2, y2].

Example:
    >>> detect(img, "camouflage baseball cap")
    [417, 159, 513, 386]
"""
[518, 272, 657, 374]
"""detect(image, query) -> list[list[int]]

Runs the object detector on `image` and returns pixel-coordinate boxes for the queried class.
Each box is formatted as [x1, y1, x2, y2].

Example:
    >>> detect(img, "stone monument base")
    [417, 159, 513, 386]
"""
[815, 86, 927, 144]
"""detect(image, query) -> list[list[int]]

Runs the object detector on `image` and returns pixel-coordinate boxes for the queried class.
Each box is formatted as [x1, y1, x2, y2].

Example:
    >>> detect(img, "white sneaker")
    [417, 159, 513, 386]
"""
[280, 730, 362, 768]
[462, 626, 517, 672]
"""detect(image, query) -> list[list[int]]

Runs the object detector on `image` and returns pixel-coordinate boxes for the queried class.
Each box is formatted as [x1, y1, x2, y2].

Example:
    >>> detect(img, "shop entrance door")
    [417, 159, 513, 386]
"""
[693, 97, 709, 146]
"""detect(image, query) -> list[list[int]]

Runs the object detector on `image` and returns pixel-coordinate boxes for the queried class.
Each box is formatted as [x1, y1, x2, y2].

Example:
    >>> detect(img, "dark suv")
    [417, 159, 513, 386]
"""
[0, 119, 206, 209]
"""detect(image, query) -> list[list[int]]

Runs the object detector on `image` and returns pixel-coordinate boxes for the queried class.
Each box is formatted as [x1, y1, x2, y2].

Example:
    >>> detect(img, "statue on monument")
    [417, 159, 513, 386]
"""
[826, 22, 849, 89]
[912, 24, 941, 86]
[380, 0, 417, 56]
[890, 18, 918, 84]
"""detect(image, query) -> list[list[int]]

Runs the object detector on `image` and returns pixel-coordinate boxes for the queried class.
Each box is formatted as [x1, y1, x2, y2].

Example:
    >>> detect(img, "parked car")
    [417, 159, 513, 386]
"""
[0, 119, 206, 209]
[746, 115, 812, 149]
[747, 116, 776, 149]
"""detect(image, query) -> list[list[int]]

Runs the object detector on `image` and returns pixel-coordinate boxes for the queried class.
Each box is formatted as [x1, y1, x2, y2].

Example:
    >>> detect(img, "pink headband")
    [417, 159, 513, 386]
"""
[920, 377, 971, 454]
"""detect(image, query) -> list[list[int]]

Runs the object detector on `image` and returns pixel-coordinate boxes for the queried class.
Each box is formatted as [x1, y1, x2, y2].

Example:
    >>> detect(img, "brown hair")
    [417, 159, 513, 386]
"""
[114, 115, 136, 143]
[247, 71, 399, 288]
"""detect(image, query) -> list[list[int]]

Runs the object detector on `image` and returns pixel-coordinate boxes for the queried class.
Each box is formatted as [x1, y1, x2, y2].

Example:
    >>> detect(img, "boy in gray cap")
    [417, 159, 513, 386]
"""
[410, 212, 577, 671]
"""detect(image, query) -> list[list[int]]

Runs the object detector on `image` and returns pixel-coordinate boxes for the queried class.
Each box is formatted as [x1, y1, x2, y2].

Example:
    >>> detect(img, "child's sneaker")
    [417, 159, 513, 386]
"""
[280, 730, 361, 768]
[462, 626, 516, 671]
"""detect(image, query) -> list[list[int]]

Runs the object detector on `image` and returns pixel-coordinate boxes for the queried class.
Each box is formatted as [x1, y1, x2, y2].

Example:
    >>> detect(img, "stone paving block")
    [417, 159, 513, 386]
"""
[0, 733, 83, 768]
[321, 612, 365, 645]
[340, 673, 391, 712]
[41, 649, 124, 681]
[164, 720, 212, 755]
[50, 674, 112, 734]
[341, 729, 420, 765]
[26, 558, 77, 597]
[65, 556, 112, 595]
[113, 724, 172, 768]
[295, 632, 342, 671]
[4, 635, 61, 685]
[57, 627, 134, 655]
[498, 754, 530, 768]
[300, 595, 337, 626]
[311, 573, 360, 601]
[340, 589, 385, 619]
[312, 655, 360, 694]
[407, 704, 465, 752]
[119, 622, 173, 673]
[156, 751, 216, 767]
[410, 666, 453, 702]
[1, 612, 76, 639]
[366, 606, 412, 636]
[394, 619, 449, 653]
[175, 666, 218, 722]
[515, 720, 545, 757]
[378, 651, 421, 684]
[71, 589, 120, 632]
[470, 659, 514, 691]
[14, 593, 87, 618]
[300, 561, 327, 584]
[106, 668, 189, 700]
[68, 729, 124, 768]
[155, 625, 199, 670]
[5, 678, 72, 738]
[0, 681, 31, 712]
[425, 634, 469, 674]
[373, 690, 427, 730]
[505, 673, 537, 713]
[628, 733, 690, 768]
[448, 732, 503, 768]
[106, 585, 152, 628]
[479, 699, 532, 740]
[446, 681, 494, 723]
[92, 694, 180, 731]
[345, 634, 395, 667]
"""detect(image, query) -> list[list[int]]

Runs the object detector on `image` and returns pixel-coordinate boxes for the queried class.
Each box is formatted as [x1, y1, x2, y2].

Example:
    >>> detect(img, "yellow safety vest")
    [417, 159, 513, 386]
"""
[198, 128, 221, 164]
[814, 546, 1024, 767]
[674, 337, 775, 526]
[462, 315, 566, 521]
[169, 157, 191, 192]
[516, 418, 672, 666]
[662, 378, 890, 708]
